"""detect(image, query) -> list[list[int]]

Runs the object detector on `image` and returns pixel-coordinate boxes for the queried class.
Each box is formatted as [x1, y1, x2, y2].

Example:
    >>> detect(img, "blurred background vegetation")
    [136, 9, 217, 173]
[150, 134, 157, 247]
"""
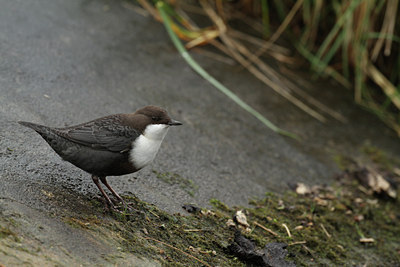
[134, 0, 399, 136]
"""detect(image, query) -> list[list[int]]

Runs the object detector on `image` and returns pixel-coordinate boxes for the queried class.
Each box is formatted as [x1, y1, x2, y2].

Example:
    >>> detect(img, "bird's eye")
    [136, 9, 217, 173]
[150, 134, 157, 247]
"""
[152, 116, 161, 121]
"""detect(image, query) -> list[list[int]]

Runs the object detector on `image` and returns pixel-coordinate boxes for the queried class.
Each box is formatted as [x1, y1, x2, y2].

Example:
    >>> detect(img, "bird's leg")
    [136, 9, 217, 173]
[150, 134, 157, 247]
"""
[99, 176, 140, 216]
[99, 176, 124, 204]
[92, 175, 115, 208]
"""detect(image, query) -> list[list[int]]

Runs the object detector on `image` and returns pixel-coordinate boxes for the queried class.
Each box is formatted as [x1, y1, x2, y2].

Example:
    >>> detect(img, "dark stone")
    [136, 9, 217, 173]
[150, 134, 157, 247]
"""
[182, 204, 201, 213]
[228, 231, 295, 267]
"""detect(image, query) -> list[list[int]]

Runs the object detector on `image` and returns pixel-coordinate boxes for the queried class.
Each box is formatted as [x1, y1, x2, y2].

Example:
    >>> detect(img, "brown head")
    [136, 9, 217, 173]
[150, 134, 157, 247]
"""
[123, 105, 182, 133]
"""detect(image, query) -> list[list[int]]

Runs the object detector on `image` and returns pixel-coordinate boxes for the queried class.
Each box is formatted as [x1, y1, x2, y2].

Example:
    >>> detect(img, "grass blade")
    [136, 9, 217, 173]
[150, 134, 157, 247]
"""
[156, 1, 298, 139]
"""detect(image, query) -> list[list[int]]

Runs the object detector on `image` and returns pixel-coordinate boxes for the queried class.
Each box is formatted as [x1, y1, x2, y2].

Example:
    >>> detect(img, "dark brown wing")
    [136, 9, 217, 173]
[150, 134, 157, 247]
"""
[56, 115, 140, 153]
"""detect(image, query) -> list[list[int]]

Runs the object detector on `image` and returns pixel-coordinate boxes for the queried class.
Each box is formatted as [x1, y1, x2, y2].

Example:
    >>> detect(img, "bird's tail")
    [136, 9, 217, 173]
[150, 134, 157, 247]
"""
[18, 121, 72, 161]
[18, 121, 52, 135]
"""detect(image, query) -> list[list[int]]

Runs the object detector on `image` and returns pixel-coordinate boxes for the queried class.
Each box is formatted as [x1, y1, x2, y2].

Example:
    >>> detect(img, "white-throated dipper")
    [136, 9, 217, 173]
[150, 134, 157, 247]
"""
[19, 105, 182, 208]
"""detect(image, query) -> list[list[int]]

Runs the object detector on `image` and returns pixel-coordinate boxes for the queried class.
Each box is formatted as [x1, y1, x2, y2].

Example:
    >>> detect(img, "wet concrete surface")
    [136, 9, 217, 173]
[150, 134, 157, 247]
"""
[1, 0, 399, 265]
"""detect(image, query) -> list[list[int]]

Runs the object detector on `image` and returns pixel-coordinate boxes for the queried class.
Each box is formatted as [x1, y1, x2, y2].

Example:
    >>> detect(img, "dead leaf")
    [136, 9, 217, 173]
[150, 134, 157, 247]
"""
[294, 183, 312, 195]
[277, 199, 285, 210]
[355, 167, 397, 199]
[233, 210, 251, 232]
[226, 219, 236, 228]
[313, 197, 328, 206]
[354, 198, 364, 204]
[354, 215, 364, 222]
[201, 209, 215, 216]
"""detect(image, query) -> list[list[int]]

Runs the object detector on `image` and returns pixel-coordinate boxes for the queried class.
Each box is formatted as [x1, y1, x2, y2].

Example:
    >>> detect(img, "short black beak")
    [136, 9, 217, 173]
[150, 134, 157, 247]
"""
[168, 119, 182, 126]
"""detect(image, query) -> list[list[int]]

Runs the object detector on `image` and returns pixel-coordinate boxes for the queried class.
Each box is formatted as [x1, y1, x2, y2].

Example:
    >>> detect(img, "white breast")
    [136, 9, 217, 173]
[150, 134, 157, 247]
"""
[129, 124, 169, 170]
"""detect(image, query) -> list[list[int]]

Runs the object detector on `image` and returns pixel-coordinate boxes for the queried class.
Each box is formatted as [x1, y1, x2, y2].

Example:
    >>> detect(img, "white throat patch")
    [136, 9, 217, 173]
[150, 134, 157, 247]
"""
[129, 124, 169, 170]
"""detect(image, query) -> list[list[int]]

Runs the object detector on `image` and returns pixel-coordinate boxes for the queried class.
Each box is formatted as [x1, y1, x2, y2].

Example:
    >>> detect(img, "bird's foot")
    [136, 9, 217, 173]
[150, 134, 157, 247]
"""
[100, 197, 141, 216]
[92, 193, 142, 216]
[115, 200, 142, 214]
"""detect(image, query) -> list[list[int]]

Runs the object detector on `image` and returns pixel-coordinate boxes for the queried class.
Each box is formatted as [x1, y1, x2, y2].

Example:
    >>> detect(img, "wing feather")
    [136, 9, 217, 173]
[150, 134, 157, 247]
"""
[56, 116, 140, 153]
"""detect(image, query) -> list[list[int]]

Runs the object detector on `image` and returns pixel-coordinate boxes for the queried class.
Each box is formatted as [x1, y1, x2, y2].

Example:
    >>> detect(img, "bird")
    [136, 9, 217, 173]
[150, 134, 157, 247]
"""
[18, 105, 182, 209]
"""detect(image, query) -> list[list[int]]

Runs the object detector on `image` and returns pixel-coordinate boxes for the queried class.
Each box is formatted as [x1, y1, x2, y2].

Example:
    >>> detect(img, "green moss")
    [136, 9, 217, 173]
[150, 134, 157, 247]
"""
[0, 226, 18, 242]
[14, 245, 38, 255]
[96, 195, 240, 266]
[333, 143, 400, 173]
[64, 215, 101, 229]
[361, 143, 400, 170]
[94, 174, 400, 266]
[332, 154, 355, 170]
[152, 170, 198, 197]
[209, 198, 230, 212]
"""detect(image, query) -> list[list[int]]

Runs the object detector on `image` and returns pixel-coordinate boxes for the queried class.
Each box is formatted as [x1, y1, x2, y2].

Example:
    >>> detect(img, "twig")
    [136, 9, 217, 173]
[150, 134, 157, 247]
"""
[144, 237, 212, 267]
[279, 67, 348, 122]
[137, 0, 161, 21]
[229, 9, 265, 33]
[288, 241, 307, 246]
[366, 62, 400, 109]
[147, 209, 160, 218]
[185, 30, 220, 49]
[176, 2, 208, 16]
[254, 221, 279, 237]
[246, 0, 304, 62]
[371, 0, 399, 59]
[301, 244, 313, 256]
[183, 229, 202, 232]
[192, 48, 235, 65]
[282, 223, 292, 237]
[337, 244, 345, 251]
[384, 0, 398, 56]
[209, 39, 236, 59]
[320, 223, 331, 238]
[360, 237, 375, 243]
[228, 29, 290, 55]
[121, 1, 149, 17]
